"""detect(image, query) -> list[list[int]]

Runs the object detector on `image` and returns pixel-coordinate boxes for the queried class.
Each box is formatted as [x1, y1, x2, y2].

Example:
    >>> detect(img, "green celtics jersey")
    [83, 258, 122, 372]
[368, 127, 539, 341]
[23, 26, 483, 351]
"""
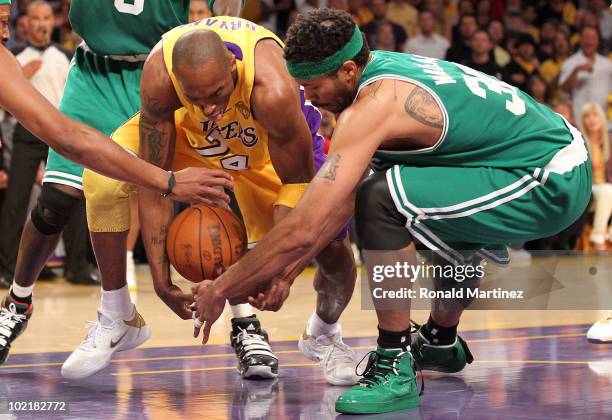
[362, 51, 574, 169]
[69, 0, 189, 56]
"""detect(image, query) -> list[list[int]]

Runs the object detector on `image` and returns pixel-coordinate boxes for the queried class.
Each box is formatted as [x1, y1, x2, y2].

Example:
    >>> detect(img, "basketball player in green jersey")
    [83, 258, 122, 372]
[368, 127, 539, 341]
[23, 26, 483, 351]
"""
[0, 0, 242, 367]
[193, 9, 592, 414]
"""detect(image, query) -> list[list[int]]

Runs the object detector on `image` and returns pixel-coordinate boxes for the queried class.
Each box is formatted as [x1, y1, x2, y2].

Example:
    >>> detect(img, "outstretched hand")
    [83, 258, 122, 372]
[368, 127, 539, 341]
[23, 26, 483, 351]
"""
[192, 280, 226, 344]
[170, 168, 233, 204]
[248, 276, 292, 312]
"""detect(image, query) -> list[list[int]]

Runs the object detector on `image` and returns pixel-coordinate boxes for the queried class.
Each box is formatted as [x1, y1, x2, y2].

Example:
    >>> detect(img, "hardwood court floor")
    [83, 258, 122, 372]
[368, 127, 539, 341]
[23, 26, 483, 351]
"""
[2, 262, 611, 419]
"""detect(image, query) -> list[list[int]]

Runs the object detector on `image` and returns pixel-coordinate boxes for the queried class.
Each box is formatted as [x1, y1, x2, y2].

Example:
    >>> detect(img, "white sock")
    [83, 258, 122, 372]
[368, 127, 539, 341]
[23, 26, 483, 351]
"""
[126, 251, 134, 262]
[230, 303, 254, 319]
[307, 312, 341, 337]
[101, 285, 134, 321]
[11, 283, 34, 299]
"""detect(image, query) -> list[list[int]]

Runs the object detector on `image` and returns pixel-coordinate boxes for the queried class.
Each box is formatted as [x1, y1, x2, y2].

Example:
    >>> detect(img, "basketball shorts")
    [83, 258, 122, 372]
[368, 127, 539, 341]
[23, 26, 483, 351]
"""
[84, 112, 341, 245]
[383, 125, 592, 265]
[43, 47, 142, 189]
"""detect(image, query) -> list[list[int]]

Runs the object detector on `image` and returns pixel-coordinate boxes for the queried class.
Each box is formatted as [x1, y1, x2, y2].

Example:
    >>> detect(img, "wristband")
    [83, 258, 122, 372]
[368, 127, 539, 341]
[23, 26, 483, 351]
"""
[161, 171, 176, 198]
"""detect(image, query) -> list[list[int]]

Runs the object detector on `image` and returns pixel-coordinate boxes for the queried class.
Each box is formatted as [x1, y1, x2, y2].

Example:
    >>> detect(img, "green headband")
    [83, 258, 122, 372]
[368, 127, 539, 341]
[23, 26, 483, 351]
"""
[0, 0, 11, 5]
[286, 24, 363, 80]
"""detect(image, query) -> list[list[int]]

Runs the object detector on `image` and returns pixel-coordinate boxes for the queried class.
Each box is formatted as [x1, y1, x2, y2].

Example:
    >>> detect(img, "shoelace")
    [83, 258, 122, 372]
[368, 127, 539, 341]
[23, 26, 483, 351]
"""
[0, 307, 26, 343]
[355, 350, 400, 388]
[78, 320, 113, 351]
[236, 328, 276, 358]
[601, 314, 612, 324]
[326, 339, 356, 364]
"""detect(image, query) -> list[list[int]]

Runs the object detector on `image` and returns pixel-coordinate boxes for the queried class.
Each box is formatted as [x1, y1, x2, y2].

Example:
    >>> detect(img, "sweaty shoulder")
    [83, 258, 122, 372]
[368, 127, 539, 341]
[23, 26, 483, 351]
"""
[253, 38, 286, 86]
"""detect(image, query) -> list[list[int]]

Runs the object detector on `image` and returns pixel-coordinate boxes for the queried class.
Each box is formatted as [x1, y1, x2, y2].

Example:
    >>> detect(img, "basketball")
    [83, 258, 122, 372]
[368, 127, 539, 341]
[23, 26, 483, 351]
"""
[166, 205, 247, 282]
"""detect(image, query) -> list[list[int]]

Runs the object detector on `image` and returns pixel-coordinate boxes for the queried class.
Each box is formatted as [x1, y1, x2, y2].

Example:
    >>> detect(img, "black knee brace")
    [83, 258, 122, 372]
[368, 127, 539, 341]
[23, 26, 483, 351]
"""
[431, 255, 483, 310]
[355, 170, 412, 251]
[30, 185, 81, 235]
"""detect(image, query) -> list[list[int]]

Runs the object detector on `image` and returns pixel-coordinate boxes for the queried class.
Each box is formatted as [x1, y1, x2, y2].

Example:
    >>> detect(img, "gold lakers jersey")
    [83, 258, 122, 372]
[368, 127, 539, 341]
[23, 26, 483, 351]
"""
[161, 17, 283, 173]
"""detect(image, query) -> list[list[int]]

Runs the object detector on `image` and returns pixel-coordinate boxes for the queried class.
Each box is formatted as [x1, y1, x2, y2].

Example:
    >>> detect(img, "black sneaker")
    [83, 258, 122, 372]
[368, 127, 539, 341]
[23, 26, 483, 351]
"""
[0, 293, 33, 365]
[230, 317, 278, 379]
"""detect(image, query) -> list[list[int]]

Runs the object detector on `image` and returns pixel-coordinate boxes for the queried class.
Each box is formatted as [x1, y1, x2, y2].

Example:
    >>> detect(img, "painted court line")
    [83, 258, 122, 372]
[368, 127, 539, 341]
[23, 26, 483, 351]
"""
[0, 332, 589, 370]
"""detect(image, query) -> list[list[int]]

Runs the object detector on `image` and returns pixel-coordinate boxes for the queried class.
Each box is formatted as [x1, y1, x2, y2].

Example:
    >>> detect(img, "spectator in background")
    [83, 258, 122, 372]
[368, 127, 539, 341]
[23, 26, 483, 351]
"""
[462, 29, 502, 79]
[0, 1, 74, 287]
[347, 0, 373, 26]
[579, 102, 612, 251]
[540, 30, 571, 103]
[503, 33, 539, 92]
[446, 12, 478, 63]
[526, 73, 550, 104]
[422, 0, 449, 39]
[522, 4, 540, 42]
[386, 0, 419, 37]
[10, 13, 27, 48]
[404, 9, 448, 59]
[552, 100, 576, 127]
[589, 0, 612, 46]
[189, 0, 212, 22]
[361, 0, 407, 51]
[475, 0, 491, 30]
[560, 25, 612, 124]
[488, 19, 510, 67]
[373, 20, 398, 51]
[537, 19, 559, 62]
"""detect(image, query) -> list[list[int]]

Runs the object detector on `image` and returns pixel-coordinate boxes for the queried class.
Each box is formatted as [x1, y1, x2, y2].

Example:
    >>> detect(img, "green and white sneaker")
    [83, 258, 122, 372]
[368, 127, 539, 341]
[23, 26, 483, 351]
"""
[335, 347, 420, 414]
[411, 323, 474, 373]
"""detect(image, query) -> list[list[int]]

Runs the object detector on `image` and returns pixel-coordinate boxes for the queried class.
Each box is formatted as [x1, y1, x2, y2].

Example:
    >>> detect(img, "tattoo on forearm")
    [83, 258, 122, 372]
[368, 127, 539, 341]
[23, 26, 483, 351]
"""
[316, 154, 341, 181]
[404, 86, 444, 129]
[139, 113, 170, 167]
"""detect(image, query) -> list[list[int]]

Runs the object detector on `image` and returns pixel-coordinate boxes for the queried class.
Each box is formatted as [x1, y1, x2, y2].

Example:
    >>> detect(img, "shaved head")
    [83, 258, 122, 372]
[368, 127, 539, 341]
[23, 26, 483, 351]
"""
[171, 30, 237, 122]
[172, 30, 232, 72]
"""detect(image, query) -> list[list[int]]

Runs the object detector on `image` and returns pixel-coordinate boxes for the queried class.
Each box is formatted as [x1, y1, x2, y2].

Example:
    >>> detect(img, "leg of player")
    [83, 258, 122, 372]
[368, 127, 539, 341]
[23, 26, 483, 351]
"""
[298, 236, 360, 385]
[335, 171, 420, 415]
[0, 183, 81, 365]
[126, 194, 140, 289]
[228, 300, 278, 379]
[61, 172, 149, 379]
[411, 254, 475, 374]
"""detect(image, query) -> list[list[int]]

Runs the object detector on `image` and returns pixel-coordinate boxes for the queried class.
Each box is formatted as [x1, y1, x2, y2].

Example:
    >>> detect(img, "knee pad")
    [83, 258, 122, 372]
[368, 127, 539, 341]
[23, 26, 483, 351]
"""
[31, 184, 81, 235]
[355, 170, 412, 250]
[431, 255, 483, 310]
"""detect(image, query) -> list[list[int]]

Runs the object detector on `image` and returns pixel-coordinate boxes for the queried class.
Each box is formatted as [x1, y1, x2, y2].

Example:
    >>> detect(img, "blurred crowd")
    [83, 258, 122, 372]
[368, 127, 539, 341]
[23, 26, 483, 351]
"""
[0, 0, 611, 281]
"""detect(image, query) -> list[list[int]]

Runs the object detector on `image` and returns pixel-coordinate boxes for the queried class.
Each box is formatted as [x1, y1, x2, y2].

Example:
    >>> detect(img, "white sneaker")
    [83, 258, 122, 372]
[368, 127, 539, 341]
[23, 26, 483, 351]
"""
[587, 313, 612, 343]
[61, 308, 150, 379]
[298, 329, 359, 386]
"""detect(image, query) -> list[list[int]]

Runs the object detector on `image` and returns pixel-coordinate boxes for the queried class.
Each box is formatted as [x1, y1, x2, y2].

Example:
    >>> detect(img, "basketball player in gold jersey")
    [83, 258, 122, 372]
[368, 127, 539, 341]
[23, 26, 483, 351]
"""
[74, 17, 358, 383]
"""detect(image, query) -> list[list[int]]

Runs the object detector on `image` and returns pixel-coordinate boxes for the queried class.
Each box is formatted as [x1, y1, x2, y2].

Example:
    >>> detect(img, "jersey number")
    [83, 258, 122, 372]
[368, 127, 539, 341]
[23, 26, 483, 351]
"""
[114, 0, 144, 16]
[457, 64, 526, 116]
[197, 135, 249, 171]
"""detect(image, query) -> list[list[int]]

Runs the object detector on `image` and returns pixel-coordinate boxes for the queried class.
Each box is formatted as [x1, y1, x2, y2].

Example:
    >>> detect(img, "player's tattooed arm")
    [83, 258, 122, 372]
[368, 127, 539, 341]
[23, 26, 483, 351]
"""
[139, 47, 181, 170]
[316, 154, 341, 181]
[403, 86, 444, 129]
[137, 47, 194, 319]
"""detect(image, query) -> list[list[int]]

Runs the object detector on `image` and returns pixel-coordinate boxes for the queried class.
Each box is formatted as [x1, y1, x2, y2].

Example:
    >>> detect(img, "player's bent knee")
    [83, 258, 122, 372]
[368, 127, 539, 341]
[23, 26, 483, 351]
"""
[355, 171, 412, 251]
[31, 184, 81, 235]
[83, 169, 134, 233]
